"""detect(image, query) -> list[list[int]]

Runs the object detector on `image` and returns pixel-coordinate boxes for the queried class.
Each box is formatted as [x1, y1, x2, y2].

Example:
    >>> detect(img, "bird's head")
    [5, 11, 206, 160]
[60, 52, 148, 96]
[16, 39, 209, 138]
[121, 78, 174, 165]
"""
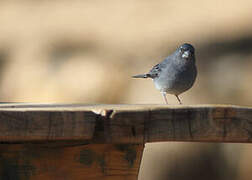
[178, 43, 195, 60]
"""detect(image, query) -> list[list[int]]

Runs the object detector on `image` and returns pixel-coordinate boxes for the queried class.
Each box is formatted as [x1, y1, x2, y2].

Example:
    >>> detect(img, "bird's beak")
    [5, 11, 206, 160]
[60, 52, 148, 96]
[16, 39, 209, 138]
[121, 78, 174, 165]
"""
[182, 50, 190, 58]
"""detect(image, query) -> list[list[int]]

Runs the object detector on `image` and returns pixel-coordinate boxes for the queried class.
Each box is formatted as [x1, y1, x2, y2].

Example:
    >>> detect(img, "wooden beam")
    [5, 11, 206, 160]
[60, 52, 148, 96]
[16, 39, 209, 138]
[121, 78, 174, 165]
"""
[0, 143, 143, 180]
[0, 103, 251, 143]
[0, 103, 251, 179]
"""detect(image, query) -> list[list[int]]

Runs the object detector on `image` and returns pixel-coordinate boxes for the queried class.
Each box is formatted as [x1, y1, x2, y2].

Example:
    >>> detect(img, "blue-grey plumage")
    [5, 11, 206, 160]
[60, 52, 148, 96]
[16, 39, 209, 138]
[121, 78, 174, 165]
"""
[132, 43, 197, 104]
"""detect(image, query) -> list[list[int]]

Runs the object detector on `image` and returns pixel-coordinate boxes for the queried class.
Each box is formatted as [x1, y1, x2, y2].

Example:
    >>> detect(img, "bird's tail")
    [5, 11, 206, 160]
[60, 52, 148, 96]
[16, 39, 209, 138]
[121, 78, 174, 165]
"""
[132, 74, 149, 78]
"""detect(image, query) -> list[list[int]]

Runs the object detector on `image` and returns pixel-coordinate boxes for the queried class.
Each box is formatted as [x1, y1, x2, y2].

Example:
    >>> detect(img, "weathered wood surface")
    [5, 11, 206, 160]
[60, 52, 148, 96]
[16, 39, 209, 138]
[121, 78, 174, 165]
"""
[0, 143, 143, 180]
[0, 103, 252, 143]
[0, 103, 252, 180]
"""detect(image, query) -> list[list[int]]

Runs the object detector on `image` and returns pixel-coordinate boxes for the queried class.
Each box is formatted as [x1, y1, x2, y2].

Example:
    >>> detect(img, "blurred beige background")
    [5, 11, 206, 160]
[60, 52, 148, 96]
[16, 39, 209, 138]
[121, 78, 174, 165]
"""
[0, 0, 252, 179]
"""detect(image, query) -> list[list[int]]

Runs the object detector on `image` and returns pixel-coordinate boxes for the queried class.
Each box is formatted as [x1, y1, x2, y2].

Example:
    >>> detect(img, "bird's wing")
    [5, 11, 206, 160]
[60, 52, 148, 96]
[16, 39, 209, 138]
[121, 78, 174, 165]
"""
[148, 62, 166, 78]
[147, 54, 174, 78]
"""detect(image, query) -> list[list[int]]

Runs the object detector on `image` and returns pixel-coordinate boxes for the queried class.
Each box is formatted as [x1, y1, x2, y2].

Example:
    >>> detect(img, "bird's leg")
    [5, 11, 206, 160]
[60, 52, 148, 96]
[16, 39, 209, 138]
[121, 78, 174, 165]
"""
[175, 95, 182, 104]
[161, 92, 168, 104]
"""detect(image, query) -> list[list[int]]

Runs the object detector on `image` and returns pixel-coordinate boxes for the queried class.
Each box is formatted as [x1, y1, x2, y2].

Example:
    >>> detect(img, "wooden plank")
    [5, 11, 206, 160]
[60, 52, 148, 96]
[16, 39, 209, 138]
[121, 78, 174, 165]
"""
[0, 110, 96, 142]
[0, 103, 252, 179]
[0, 143, 143, 180]
[0, 103, 252, 143]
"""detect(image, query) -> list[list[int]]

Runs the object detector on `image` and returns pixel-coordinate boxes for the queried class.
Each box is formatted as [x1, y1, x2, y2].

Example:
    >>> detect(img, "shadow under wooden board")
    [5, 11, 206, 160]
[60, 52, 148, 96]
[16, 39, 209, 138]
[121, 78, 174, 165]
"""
[0, 103, 252, 180]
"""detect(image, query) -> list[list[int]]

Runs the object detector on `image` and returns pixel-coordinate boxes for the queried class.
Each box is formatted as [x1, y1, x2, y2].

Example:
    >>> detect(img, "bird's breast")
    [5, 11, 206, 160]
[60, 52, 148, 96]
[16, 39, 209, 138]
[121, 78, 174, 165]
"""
[153, 64, 197, 95]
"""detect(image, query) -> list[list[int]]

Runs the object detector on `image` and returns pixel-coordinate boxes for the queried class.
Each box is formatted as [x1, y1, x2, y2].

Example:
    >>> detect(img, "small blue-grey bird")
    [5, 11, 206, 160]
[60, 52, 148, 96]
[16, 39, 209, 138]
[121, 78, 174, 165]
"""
[132, 43, 197, 104]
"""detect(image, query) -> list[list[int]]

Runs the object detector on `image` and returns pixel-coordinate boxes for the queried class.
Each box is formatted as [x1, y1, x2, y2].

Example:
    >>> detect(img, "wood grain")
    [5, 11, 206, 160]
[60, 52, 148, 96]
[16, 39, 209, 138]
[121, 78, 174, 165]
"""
[0, 103, 252, 179]
[0, 104, 252, 143]
[0, 143, 143, 180]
